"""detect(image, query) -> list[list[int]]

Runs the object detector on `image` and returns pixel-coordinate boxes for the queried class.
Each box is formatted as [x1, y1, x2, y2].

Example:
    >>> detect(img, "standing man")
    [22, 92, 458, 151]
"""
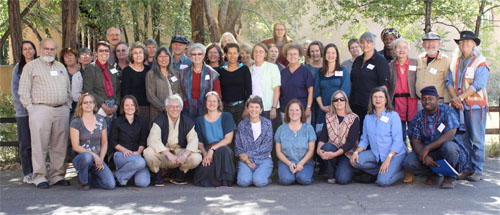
[416, 32, 451, 109]
[446, 31, 489, 182]
[170, 35, 192, 73]
[19, 38, 72, 189]
[106, 27, 122, 65]
[378, 28, 400, 62]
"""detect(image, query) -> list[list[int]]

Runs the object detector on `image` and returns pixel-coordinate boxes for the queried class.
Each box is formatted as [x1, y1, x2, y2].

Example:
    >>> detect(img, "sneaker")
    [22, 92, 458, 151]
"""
[170, 168, 188, 185]
[153, 171, 165, 187]
[327, 178, 336, 184]
[425, 176, 439, 185]
[440, 177, 456, 189]
[457, 172, 472, 180]
[36, 182, 50, 189]
[467, 173, 482, 182]
[403, 172, 414, 183]
[23, 173, 33, 184]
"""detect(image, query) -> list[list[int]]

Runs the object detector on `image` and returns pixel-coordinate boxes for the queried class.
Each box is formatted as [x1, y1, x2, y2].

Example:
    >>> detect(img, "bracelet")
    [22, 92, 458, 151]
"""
[353, 151, 359, 155]
[271, 107, 276, 109]
[211, 147, 216, 152]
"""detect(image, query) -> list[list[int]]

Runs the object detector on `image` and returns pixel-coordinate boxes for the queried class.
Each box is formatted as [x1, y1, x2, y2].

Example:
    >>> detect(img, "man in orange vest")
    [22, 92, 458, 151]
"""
[446, 31, 489, 182]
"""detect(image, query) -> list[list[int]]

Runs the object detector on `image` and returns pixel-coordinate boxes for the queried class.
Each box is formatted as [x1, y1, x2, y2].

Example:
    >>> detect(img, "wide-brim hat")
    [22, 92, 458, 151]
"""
[454, 31, 480, 46]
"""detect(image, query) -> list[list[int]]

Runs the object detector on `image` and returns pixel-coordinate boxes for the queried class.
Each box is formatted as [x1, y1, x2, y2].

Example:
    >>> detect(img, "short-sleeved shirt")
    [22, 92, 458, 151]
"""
[350, 51, 390, 108]
[280, 65, 314, 112]
[203, 116, 224, 150]
[274, 123, 316, 164]
[70, 115, 107, 155]
[408, 104, 459, 145]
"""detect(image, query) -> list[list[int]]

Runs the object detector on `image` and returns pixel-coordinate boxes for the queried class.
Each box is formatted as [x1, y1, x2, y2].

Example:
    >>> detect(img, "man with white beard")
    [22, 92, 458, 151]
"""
[19, 38, 72, 189]
[415, 32, 451, 110]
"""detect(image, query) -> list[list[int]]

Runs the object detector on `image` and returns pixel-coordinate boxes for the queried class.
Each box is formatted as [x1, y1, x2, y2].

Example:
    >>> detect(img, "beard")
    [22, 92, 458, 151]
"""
[41, 55, 55, 63]
[426, 49, 438, 56]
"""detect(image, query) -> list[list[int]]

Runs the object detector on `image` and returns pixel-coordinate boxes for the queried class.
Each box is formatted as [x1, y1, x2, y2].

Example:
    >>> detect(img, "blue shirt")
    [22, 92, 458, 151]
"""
[313, 67, 351, 124]
[358, 109, 406, 162]
[11, 64, 28, 117]
[445, 56, 489, 110]
[408, 104, 459, 145]
[172, 55, 193, 73]
[274, 123, 316, 164]
[280, 65, 314, 111]
[304, 64, 320, 83]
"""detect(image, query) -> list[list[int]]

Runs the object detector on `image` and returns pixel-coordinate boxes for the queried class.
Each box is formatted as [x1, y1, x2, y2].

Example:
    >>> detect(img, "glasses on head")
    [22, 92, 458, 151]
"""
[83, 101, 95, 105]
[98, 49, 110, 53]
[332, 97, 346, 103]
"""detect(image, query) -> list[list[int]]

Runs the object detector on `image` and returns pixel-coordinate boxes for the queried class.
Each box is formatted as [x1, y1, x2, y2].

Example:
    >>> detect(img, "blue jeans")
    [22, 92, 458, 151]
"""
[16, 116, 32, 176]
[353, 150, 405, 187]
[113, 152, 150, 187]
[278, 161, 314, 185]
[73, 152, 115, 189]
[237, 158, 273, 187]
[462, 107, 487, 174]
[320, 142, 354, 184]
[401, 121, 408, 144]
[403, 141, 460, 179]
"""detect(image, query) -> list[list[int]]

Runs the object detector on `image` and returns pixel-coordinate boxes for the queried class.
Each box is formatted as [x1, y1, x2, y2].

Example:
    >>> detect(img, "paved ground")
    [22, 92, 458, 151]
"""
[1, 158, 499, 215]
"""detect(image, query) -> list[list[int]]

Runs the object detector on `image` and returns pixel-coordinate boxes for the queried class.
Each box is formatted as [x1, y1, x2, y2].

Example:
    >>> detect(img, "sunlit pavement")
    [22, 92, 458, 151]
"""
[1, 158, 499, 215]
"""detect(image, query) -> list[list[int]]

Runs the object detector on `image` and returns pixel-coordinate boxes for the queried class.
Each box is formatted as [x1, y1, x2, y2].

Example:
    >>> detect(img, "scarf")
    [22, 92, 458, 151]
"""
[325, 113, 358, 158]
[96, 60, 114, 97]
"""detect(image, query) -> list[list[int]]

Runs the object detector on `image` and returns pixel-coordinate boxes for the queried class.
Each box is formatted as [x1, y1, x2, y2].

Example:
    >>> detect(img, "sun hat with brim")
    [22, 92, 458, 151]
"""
[454, 31, 480, 46]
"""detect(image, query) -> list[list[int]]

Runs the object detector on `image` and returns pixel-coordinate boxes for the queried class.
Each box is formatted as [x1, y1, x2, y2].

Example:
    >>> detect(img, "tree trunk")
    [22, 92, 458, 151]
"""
[190, 0, 205, 44]
[0, 0, 37, 50]
[62, 0, 80, 49]
[223, 0, 244, 35]
[424, 0, 432, 33]
[218, 0, 229, 31]
[143, 0, 150, 41]
[23, 20, 42, 43]
[475, 0, 486, 36]
[204, 0, 221, 42]
[8, 0, 22, 64]
[130, 4, 140, 42]
[151, 0, 161, 44]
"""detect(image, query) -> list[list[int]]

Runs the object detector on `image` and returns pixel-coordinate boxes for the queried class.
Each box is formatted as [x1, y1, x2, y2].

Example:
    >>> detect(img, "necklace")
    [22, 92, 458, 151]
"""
[424, 106, 440, 134]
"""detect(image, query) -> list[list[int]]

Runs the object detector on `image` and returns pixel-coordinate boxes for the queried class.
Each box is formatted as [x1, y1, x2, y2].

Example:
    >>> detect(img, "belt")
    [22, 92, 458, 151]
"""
[225, 100, 244, 107]
[394, 93, 410, 98]
[37, 103, 64, 108]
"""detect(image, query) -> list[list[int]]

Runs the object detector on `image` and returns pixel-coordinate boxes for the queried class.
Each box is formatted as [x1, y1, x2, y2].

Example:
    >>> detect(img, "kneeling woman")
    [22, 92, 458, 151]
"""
[317, 90, 360, 184]
[275, 99, 316, 185]
[70, 93, 115, 190]
[235, 96, 274, 187]
[350, 87, 407, 187]
[109, 95, 150, 187]
[193, 91, 236, 186]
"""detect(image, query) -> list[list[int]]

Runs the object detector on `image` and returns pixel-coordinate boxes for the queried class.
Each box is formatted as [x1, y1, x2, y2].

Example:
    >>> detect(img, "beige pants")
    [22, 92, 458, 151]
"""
[143, 146, 202, 173]
[28, 105, 69, 185]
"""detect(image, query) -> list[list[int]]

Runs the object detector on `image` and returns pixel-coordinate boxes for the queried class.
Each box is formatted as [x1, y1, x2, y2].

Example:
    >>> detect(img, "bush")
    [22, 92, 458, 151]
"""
[0, 93, 18, 166]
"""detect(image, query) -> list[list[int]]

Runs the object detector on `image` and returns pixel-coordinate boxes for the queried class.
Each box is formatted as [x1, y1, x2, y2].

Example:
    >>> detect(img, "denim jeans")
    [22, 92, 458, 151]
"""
[320, 142, 354, 184]
[16, 116, 32, 176]
[237, 158, 273, 187]
[73, 152, 115, 189]
[401, 121, 408, 145]
[113, 152, 150, 187]
[403, 141, 460, 179]
[277, 161, 314, 185]
[353, 150, 406, 187]
[461, 107, 487, 174]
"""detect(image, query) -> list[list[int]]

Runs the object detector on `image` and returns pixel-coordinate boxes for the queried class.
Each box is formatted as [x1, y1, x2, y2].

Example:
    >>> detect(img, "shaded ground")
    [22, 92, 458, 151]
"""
[1, 158, 499, 215]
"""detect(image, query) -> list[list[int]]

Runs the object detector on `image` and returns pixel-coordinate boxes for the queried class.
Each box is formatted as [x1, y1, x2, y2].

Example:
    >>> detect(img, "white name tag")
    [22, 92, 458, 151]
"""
[180, 64, 188, 70]
[50, 71, 59, 76]
[170, 76, 178, 82]
[205, 75, 211, 80]
[437, 123, 445, 133]
[110, 68, 118, 74]
[429, 67, 437, 75]
[409, 65, 417, 71]
[335, 71, 343, 77]
[465, 67, 475, 79]
[367, 64, 375, 70]
[380, 116, 389, 123]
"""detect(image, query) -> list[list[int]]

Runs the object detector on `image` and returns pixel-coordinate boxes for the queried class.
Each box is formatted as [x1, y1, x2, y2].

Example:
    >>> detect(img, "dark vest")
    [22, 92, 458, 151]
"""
[153, 113, 195, 148]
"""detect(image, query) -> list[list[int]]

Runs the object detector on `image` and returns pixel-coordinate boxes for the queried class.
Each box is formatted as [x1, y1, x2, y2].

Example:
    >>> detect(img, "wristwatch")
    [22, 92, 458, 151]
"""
[388, 153, 394, 158]
[458, 96, 464, 102]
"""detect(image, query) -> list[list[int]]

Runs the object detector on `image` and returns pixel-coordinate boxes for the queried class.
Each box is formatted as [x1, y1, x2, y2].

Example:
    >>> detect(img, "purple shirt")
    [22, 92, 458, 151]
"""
[279, 65, 314, 111]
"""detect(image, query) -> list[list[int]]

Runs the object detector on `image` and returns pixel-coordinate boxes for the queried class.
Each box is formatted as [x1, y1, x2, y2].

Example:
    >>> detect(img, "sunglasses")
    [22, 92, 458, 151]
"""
[332, 97, 346, 103]
[83, 101, 95, 105]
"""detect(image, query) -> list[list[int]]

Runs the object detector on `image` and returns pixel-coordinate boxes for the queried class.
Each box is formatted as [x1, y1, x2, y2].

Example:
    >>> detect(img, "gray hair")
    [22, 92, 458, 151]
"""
[359, 32, 376, 43]
[302, 40, 312, 46]
[40, 38, 58, 49]
[188, 43, 206, 55]
[144, 38, 158, 47]
[392, 38, 409, 50]
[165, 94, 184, 109]
[219, 32, 237, 47]
[127, 42, 148, 64]
[106, 27, 121, 35]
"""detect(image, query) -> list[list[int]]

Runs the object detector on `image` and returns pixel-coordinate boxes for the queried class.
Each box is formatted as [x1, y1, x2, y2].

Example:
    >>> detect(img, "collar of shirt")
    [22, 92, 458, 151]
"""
[395, 58, 410, 68]
[221, 63, 244, 70]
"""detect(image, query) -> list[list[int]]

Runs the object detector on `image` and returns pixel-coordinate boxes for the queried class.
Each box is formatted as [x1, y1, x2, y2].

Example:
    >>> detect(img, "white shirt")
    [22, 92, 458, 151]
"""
[251, 66, 263, 97]
[251, 121, 261, 141]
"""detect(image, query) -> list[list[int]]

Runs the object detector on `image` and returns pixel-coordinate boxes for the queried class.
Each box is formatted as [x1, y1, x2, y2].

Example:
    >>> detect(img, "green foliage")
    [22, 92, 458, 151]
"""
[0, 94, 19, 166]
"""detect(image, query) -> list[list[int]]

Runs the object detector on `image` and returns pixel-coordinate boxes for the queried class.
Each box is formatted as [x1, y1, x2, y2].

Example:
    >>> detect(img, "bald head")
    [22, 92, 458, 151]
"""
[106, 27, 121, 48]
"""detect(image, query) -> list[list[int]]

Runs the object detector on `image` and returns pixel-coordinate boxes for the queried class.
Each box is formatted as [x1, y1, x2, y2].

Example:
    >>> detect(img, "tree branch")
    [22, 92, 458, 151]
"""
[241, 8, 272, 32]
[483, 4, 500, 14]
[433, 21, 461, 33]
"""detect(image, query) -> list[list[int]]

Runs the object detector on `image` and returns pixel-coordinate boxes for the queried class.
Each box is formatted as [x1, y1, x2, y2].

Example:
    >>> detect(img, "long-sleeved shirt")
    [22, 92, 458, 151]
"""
[318, 116, 359, 153]
[18, 58, 72, 111]
[416, 52, 451, 101]
[147, 116, 199, 153]
[217, 64, 252, 103]
[121, 65, 150, 106]
[11, 64, 27, 117]
[109, 115, 149, 151]
[358, 109, 406, 162]
[82, 62, 121, 107]
[250, 62, 281, 111]
[71, 71, 83, 102]
[314, 67, 351, 124]
[280, 65, 314, 111]
[172, 55, 192, 73]
[235, 116, 273, 162]
[350, 51, 390, 108]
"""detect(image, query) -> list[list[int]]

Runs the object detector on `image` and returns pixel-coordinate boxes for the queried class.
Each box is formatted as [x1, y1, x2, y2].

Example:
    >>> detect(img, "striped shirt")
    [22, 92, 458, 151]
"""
[18, 58, 72, 110]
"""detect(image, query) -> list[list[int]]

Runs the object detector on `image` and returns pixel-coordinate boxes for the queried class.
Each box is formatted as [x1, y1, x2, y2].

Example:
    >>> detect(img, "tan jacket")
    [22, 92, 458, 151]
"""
[416, 52, 451, 102]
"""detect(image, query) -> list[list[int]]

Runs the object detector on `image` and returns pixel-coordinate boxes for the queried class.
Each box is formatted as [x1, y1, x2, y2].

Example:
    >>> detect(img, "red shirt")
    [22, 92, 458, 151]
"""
[183, 72, 222, 106]
[395, 59, 418, 122]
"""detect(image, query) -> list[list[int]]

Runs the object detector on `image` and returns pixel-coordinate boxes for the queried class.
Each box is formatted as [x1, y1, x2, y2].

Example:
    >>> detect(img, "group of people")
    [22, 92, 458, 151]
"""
[11, 23, 489, 190]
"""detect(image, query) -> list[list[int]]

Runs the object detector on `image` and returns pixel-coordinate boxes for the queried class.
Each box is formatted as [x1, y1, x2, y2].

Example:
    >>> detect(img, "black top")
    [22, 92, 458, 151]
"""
[217, 65, 252, 103]
[350, 51, 390, 108]
[109, 115, 149, 151]
[378, 49, 394, 62]
[121, 65, 151, 106]
[318, 116, 360, 152]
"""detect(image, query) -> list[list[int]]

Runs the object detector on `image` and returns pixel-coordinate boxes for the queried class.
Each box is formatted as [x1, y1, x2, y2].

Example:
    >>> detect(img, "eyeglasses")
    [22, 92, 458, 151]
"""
[98, 49, 110, 53]
[43, 47, 56, 52]
[168, 105, 182, 110]
[83, 101, 95, 105]
[116, 49, 127, 53]
[191, 53, 204, 56]
[332, 97, 346, 103]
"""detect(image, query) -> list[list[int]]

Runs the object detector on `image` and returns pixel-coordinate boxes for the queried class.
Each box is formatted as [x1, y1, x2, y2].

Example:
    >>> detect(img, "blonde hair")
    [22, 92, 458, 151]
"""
[73, 93, 97, 119]
[204, 91, 223, 112]
[329, 90, 353, 115]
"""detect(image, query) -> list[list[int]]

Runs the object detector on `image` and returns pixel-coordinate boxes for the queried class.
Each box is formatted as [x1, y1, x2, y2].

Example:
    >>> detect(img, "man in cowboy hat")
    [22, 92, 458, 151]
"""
[416, 32, 451, 110]
[445, 30, 489, 182]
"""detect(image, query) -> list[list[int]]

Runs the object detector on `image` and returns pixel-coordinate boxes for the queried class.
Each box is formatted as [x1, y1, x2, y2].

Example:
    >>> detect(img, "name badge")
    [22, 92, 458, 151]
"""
[110, 68, 118, 74]
[50, 71, 59, 76]
[205, 75, 211, 80]
[180, 64, 188, 70]
[334, 71, 343, 77]
[429, 67, 437, 75]
[170, 76, 178, 82]
[380, 116, 389, 123]
[366, 64, 375, 70]
[409, 65, 417, 71]
[465, 67, 475, 79]
[437, 123, 445, 133]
